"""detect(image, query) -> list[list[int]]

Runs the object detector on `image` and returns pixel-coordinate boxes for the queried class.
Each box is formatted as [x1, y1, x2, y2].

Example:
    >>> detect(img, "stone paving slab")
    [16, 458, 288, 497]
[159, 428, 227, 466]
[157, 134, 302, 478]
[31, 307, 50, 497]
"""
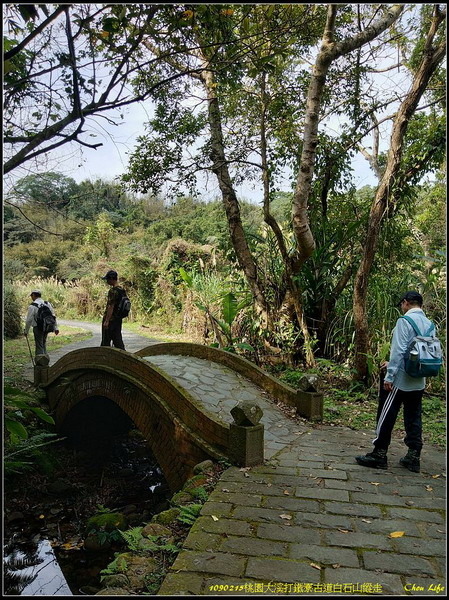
[159, 426, 446, 596]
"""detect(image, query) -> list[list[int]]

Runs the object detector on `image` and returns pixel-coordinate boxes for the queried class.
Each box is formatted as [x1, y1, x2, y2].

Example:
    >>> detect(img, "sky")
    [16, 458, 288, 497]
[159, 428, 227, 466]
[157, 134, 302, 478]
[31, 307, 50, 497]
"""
[40, 97, 381, 205]
[5, 4, 424, 203]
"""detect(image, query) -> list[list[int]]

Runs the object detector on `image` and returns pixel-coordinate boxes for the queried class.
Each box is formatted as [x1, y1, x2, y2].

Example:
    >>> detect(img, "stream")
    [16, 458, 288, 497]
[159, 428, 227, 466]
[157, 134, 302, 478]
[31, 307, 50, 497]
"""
[4, 397, 172, 596]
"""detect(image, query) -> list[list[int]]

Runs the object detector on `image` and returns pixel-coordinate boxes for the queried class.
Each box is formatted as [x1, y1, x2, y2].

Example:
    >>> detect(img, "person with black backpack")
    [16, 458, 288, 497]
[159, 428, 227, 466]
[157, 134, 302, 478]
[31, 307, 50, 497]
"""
[24, 289, 59, 358]
[100, 270, 130, 351]
[355, 291, 440, 474]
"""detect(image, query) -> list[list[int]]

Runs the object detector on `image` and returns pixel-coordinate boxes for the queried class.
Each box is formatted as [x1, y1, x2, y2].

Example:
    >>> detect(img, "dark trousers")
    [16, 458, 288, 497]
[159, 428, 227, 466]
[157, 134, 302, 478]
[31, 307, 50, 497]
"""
[101, 318, 125, 350]
[373, 376, 424, 452]
[33, 326, 48, 356]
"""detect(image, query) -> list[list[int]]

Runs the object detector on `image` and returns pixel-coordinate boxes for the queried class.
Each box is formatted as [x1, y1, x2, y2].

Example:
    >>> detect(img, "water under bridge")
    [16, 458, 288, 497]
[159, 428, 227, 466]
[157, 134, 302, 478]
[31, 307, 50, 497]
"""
[34, 340, 323, 491]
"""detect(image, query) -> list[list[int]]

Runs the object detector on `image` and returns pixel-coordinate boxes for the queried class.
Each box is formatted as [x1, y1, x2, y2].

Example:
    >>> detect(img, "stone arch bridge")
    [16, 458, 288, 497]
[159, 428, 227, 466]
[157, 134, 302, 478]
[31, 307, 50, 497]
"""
[36, 343, 323, 491]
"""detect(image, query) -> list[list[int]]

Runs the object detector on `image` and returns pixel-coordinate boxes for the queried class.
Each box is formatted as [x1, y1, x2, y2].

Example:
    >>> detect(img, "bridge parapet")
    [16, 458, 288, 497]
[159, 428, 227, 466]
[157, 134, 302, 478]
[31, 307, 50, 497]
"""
[136, 343, 323, 421]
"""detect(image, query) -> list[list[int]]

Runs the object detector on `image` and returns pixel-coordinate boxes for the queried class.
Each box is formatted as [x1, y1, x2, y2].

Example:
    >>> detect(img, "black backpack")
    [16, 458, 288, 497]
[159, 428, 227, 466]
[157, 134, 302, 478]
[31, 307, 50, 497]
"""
[32, 301, 57, 333]
[116, 290, 131, 319]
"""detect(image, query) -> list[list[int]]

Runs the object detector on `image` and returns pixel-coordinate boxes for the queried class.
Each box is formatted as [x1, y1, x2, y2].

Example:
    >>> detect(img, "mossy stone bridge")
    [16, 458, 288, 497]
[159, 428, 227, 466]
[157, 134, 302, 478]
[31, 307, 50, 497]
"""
[36, 343, 323, 492]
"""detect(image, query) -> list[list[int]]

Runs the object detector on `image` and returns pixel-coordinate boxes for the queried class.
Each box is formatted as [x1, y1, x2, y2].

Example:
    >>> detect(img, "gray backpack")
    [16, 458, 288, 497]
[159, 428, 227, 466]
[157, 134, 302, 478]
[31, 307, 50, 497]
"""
[401, 315, 443, 378]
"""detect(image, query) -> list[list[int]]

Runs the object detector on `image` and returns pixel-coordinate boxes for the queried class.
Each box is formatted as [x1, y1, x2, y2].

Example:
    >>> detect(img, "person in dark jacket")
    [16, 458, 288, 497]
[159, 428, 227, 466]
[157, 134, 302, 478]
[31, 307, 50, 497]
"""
[100, 270, 126, 350]
[355, 291, 433, 473]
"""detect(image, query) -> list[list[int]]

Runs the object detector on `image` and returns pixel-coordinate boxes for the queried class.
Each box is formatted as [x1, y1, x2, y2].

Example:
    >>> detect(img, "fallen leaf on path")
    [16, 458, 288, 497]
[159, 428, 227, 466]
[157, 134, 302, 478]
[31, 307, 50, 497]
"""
[369, 482, 381, 486]
[431, 474, 441, 479]
[211, 515, 219, 521]
[425, 485, 433, 492]
[361, 519, 372, 523]
[280, 514, 292, 520]
[389, 531, 405, 538]
[283, 490, 290, 495]
[310, 563, 321, 570]
[338, 529, 350, 534]
[332, 564, 341, 569]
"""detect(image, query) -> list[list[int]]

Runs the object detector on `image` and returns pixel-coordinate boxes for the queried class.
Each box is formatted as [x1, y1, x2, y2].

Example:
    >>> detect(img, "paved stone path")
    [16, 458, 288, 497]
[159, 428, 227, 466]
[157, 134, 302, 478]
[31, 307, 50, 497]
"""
[25, 321, 446, 596]
[142, 355, 307, 460]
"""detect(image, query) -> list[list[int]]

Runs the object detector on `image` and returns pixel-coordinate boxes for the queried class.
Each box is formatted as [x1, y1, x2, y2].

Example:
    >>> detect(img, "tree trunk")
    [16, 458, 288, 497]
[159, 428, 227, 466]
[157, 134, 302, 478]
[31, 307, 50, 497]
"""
[292, 4, 404, 266]
[353, 7, 446, 382]
[199, 60, 271, 327]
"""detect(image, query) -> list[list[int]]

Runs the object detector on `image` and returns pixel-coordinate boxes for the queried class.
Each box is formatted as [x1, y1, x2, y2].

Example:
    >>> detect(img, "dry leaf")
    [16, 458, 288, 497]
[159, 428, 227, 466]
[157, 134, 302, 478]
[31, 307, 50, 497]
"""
[38, 514, 45, 519]
[211, 515, 219, 521]
[221, 488, 230, 493]
[310, 563, 322, 570]
[425, 486, 433, 492]
[338, 529, 350, 534]
[332, 564, 341, 569]
[244, 472, 250, 478]
[389, 531, 405, 538]
[361, 519, 372, 523]
[280, 514, 292, 520]
[432, 474, 441, 479]
[370, 482, 381, 486]
[283, 490, 290, 495]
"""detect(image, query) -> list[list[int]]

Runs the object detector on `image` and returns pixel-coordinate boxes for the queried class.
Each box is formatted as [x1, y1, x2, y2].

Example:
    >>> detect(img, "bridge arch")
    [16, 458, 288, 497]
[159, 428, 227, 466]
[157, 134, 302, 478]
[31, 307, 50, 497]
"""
[41, 347, 229, 491]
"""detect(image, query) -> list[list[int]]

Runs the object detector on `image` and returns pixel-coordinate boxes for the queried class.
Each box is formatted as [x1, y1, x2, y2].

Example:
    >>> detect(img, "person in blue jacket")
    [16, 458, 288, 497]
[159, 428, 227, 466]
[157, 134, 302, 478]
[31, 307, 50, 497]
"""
[355, 291, 432, 473]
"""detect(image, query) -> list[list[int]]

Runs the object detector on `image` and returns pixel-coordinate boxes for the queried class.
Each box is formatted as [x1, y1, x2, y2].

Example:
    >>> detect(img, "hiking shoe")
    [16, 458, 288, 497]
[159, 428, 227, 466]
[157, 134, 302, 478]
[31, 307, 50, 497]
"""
[399, 449, 420, 473]
[355, 448, 388, 469]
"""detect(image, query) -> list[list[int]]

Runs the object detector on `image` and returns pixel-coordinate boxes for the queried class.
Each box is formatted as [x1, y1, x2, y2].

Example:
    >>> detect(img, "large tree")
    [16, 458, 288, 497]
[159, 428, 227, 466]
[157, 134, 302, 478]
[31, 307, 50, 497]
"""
[352, 4, 446, 381]
[124, 4, 408, 366]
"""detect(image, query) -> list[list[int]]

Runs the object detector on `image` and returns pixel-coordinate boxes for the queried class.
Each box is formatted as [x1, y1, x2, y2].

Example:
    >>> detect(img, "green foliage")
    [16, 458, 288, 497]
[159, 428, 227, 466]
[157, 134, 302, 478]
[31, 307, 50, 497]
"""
[187, 486, 209, 503]
[118, 527, 180, 555]
[3, 283, 22, 339]
[4, 384, 55, 442]
[84, 212, 116, 258]
[179, 267, 253, 352]
[100, 554, 129, 579]
[176, 504, 203, 526]
[86, 510, 127, 533]
[118, 527, 145, 552]
[10, 172, 79, 211]
[4, 431, 60, 476]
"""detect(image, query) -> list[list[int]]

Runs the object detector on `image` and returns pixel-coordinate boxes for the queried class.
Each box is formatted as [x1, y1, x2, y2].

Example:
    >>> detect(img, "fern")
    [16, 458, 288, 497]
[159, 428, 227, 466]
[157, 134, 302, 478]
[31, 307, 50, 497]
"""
[119, 526, 144, 551]
[100, 554, 128, 579]
[177, 504, 202, 525]
[189, 486, 209, 502]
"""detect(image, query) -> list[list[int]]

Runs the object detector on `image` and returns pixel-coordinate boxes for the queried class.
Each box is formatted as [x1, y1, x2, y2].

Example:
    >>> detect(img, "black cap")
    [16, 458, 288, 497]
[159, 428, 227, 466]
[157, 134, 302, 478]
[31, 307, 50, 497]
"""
[397, 290, 423, 307]
[102, 270, 118, 280]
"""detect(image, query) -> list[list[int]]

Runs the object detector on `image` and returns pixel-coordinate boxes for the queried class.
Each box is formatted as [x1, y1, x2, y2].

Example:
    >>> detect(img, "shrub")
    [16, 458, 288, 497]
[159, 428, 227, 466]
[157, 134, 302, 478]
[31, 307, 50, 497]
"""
[3, 284, 23, 339]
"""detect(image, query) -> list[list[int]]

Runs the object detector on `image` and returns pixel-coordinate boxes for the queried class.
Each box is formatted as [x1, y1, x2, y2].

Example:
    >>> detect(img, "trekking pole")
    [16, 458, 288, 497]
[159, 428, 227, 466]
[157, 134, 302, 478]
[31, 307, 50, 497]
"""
[25, 332, 35, 367]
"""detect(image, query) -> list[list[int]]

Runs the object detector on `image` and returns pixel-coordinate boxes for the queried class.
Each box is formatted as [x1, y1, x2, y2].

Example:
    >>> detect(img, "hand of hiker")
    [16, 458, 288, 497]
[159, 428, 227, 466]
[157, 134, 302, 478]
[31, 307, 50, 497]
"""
[384, 381, 393, 392]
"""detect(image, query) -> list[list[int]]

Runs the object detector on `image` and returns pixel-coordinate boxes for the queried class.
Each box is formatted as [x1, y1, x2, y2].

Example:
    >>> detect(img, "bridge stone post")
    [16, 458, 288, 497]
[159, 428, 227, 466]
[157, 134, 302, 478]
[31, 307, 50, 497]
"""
[295, 375, 323, 420]
[34, 354, 50, 386]
[229, 402, 264, 467]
